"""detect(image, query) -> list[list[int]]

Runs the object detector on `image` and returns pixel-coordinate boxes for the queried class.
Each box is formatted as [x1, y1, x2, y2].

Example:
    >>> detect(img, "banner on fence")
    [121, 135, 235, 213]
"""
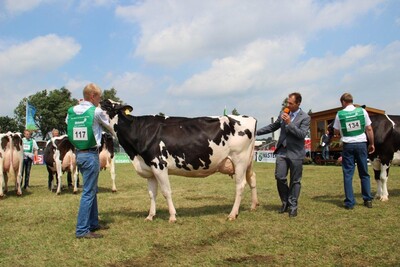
[256, 150, 276, 163]
[115, 152, 131, 163]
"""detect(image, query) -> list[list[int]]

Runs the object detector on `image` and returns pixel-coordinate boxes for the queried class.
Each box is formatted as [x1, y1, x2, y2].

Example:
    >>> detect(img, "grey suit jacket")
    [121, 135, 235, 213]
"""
[257, 109, 310, 160]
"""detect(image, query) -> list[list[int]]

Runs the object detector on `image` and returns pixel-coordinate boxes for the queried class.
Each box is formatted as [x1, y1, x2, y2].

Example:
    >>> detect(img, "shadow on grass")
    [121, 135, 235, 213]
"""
[44, 185, 117, 195]
[311, 194, 344, 208]
[103, 203, 237, 220]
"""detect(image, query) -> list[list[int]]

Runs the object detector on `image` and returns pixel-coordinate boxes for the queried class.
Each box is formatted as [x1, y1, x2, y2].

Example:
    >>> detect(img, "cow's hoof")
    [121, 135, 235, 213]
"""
[145, 216, 154, 222]
[169, 218, 177, 223]
[56, 192, 61, 195]
[227, 214, 237, 221]
[380, 196, 389, 202]
[250, 202, 260, 211]
[112, 189, 117, 193]
[73, 191, 78, 194]
[0, 194, 4, 199]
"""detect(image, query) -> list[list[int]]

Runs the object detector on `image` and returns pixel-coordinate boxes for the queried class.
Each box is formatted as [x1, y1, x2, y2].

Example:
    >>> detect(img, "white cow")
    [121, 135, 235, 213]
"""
[0, 132, 24, 197]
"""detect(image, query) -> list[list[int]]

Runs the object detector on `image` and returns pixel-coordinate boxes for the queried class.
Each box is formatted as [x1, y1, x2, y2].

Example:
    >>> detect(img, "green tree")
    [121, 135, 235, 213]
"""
[231, 108, 240, 115]
[281, 97, 288, 110]
[0, 116, 19, 132]
[102, 88, 122, 103]
[14, 88, 78, 140]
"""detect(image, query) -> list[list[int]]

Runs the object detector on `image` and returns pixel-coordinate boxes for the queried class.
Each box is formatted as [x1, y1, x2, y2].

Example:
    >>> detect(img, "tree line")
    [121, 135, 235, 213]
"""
[0, 87, 121, 140]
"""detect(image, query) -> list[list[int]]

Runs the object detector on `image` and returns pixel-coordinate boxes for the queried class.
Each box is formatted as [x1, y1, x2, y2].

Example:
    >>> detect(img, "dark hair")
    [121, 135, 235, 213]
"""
[340, 93, 353, 104]
[289, 92, 302, 104]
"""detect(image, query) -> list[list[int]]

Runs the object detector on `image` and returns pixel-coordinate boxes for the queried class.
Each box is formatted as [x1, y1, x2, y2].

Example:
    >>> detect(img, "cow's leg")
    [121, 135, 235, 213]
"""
[228, 165, 247, 221]
[379, 164, 390, 201]
[0, 170, 4, 198]
[47, 166, 53, 191]
[154, 172, 177, 223]
[0, 158, 4, 197]
[371, 159, 383, 199]
[246, 169, 259, 211]
[54, 151, 63, 195]
[145, 177, 158, 221]
[73, 166, 79, 194]
[15, 155, 23, 196]
[110, 158, 117, 192]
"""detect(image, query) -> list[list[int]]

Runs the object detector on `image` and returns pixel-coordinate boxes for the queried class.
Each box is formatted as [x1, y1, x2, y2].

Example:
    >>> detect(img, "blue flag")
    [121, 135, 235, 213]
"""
[26, 102, 38, 130]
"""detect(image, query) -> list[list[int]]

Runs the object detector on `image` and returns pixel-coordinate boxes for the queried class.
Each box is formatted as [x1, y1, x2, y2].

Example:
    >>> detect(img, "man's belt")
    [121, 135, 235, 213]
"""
[76, 147, 99, 153]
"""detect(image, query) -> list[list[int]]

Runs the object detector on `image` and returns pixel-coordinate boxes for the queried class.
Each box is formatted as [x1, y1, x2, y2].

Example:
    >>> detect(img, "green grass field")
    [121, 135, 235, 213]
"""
[1, 162, 400, 266]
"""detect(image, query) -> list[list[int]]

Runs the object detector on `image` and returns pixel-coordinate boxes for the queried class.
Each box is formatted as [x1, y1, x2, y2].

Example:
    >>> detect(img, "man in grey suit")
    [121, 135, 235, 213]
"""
[257, 92, 310, 217]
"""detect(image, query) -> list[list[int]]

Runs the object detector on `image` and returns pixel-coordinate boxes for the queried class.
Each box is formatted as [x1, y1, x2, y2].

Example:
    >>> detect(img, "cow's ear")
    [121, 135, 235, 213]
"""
[120, 105, 133, 115]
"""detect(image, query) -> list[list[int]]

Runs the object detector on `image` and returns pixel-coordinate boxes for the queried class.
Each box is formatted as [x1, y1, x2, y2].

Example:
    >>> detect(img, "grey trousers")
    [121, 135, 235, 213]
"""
[274, 155, 303, 210]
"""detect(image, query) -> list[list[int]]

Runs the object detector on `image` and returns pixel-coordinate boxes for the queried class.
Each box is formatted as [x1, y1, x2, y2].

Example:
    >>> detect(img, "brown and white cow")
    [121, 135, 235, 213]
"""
[368, 114, 400, 201]
[43, 135, 78, 194]
[0, 132, 23, 197]
[99, 132, 117, 192]
[100, 99, 258, 222]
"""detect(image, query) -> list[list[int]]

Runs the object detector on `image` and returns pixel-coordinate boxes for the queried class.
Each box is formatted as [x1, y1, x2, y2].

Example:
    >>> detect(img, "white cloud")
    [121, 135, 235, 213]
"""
[0, 34, 81, 78]
[77, 0, 117, 11]
[2, 0, 50, 15]
[168, 38, 305, 96]
[106, 72, 155, 95]
[116, 0, 384, 66]
[64, 79, 92, 97]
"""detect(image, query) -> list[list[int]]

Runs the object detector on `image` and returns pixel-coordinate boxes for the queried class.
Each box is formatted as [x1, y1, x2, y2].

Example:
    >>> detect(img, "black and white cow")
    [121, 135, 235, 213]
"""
[44, 135, 79, 194]
[100, 99, 258, 222]
[0, 132, 23, 197]
[368, 114, 400, 201]
[99, 132, 117, 192]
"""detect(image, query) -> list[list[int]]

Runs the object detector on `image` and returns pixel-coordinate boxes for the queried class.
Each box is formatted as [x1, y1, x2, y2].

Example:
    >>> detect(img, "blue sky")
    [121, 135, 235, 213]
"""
[0, 0, 399, 127]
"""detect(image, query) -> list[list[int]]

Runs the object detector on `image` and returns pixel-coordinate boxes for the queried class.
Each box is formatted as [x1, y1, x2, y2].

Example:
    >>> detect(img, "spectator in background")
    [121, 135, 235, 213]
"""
[22, 129, 38, 189]
[52, 128, 60, 138]
[320, 130, 331, 160]
[46, 128, 60, 142]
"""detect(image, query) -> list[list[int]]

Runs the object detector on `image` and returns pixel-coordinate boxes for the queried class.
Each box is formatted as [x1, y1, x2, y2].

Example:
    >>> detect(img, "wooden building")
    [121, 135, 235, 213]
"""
[309, 105, 385, 164]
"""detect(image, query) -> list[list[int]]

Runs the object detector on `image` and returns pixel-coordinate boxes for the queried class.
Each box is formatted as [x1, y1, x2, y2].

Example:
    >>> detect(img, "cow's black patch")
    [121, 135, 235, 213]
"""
[368, 114, 400, 179]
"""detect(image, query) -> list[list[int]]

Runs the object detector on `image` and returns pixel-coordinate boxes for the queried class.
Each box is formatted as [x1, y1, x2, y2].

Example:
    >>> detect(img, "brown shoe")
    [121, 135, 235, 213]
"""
[77, 232, 103, 239]
[90, 224, 110, 232]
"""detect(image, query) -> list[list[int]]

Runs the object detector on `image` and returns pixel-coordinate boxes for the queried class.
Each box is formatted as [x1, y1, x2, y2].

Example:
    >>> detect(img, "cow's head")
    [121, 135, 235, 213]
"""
[100, 99, 133, 119]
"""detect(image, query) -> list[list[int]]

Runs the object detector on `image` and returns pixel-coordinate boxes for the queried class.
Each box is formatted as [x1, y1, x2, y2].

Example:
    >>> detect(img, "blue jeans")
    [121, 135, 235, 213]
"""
[342, 142, 373, 208]
[22, 158, 33, 188]
[76, 151, 100, 237]
[322, 145, 329, 160]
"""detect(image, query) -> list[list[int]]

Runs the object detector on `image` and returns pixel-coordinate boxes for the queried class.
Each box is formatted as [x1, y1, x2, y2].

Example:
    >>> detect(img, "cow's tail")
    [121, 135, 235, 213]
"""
[246, 118, 259, 210]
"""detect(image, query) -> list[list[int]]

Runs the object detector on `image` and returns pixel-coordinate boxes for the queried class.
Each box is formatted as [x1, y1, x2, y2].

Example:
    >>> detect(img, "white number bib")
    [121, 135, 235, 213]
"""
[346, 120, 361, 132]
[73, 127, 88, 141]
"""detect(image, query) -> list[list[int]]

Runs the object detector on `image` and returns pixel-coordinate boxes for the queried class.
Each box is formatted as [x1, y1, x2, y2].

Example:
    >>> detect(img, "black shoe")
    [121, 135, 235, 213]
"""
[289, 209, 297, 218]
[364, 200, 372, 208]
[76, 232, 103, 239]
[278, 204, 288, 214]
[345, 205, 354, 210]
[90, 224, 110, 232]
